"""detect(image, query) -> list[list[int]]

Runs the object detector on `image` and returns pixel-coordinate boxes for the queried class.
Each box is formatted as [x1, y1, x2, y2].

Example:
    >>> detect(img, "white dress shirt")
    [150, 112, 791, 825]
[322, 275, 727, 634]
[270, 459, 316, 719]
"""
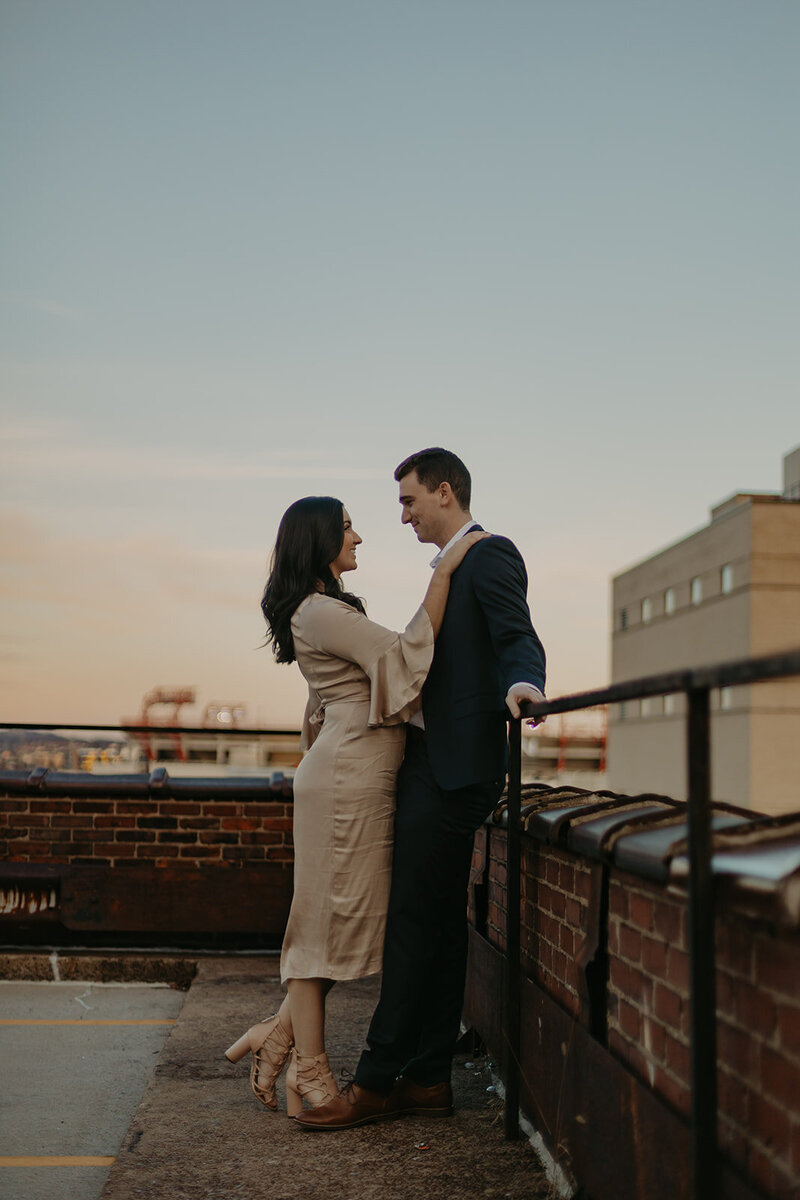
[428, 519, 479, 568]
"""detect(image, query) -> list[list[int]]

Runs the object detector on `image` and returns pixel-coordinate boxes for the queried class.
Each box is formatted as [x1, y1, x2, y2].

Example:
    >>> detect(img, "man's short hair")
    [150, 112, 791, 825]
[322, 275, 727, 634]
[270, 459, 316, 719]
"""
[394, 447, 471, 511]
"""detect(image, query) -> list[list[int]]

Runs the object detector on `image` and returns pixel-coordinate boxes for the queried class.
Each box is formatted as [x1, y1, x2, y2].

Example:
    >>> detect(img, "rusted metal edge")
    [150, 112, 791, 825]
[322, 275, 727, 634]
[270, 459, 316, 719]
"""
[485, 798, 800, 927]
[615, 813, 749, 883]
[568, 802, 675, 858]
[0, 767, 293, 799]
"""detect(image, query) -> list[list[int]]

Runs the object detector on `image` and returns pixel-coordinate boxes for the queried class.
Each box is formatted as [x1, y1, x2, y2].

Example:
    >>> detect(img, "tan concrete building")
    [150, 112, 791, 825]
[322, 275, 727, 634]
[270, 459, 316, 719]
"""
[607, 447, 800, 814]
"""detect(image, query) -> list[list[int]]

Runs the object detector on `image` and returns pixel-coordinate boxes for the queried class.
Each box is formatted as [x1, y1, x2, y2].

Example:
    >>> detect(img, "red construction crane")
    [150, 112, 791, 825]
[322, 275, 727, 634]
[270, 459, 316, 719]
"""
[122, 686, 196, 765]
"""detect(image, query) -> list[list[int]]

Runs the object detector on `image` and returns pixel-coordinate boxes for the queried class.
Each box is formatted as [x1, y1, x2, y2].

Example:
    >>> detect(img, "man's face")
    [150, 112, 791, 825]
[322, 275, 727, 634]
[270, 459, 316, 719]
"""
[397, 470, 445, 545]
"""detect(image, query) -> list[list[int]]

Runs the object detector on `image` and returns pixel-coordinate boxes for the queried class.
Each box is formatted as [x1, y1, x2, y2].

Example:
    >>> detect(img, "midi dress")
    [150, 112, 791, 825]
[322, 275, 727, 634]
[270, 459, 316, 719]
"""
[280, 593, 434, 983]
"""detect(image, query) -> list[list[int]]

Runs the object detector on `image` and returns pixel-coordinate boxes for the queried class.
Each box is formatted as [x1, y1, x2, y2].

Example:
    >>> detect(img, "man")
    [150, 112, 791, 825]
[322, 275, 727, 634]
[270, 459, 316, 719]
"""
[295, 447, 546, 1130]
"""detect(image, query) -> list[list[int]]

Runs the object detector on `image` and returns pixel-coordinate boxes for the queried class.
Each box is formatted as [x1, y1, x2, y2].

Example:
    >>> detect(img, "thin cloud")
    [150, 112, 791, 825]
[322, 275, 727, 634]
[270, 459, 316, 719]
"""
[0, 292, 83, 321]
[1, 437, 386, 484]
[0, 511, 262, 617]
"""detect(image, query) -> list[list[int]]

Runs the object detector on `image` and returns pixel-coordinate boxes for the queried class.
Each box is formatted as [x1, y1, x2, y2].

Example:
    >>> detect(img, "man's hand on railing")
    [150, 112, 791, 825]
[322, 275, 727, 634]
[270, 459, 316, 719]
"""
[505, 683, 547, 726]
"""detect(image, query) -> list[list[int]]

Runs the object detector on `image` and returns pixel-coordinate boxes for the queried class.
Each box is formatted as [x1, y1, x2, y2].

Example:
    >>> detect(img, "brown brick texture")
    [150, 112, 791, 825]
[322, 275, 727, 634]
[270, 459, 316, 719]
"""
[474, 824, 800, 1199]
[0, 793, 294, 867]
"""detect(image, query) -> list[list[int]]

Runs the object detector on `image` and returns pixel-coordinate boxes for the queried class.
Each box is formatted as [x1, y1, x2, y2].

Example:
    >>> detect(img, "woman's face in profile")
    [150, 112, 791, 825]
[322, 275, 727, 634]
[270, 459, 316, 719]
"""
[329, 509, 362, 579]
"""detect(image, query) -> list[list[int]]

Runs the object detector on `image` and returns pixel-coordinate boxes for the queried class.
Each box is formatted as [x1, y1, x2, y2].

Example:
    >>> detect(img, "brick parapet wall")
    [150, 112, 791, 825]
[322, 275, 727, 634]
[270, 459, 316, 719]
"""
[609, 866, 800, 1200]
[524, 843, 594, 1018]
[0, 792, 294, 868]
[474, 823, 800, 1200]
[475, 829, 594, 1019]
[607, 870, 692, 1114]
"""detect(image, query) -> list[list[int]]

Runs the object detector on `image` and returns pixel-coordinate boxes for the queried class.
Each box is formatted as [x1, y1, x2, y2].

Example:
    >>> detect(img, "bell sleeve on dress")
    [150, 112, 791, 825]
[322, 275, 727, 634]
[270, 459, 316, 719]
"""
[299, 597, 434, 728]
[364, 604, 434, 727]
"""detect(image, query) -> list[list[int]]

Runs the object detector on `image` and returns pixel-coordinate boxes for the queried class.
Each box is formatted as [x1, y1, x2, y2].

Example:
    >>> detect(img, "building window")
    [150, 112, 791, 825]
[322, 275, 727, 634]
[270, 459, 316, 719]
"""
[619, 701, 627, 721]
[720, 564, 734, 594]
[641, 696, 660, 717]
[691, 576, 703, 605]
[720, 686, 733, 710]
[620, 608, 628, 630]
[664, 587, 676, 615]
[664, 693, 677, 716]
[641, 597, 652, 624]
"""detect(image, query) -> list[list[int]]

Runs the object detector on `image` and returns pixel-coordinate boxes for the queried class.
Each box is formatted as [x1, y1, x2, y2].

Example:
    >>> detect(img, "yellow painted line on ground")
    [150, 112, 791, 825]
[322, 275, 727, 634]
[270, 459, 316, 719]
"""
[0, 1156, 115, 1166]
[0, 1018, 177, 1026]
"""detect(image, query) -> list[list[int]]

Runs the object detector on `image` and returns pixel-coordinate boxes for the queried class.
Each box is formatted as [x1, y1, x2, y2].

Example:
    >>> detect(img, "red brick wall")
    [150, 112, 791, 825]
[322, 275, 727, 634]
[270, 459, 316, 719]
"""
[609, 868, 800, 1200]
[474, 824, 800, 1200]
[0, 792, 294, 867]
[607, 870, 691, 1114]
[475, 829, 594, 1019]
[523, 844, 594, 1018]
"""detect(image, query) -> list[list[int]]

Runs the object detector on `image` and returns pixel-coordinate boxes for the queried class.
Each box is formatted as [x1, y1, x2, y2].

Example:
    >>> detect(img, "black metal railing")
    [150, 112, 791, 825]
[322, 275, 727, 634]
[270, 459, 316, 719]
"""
[0, 722, 299, 737]
[0, 721, 301, 772]
[504, 646, 800, 1200]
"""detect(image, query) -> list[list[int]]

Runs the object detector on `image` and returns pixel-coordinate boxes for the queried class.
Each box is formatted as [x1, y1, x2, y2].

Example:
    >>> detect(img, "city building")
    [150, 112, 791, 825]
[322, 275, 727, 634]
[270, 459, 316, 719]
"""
[607, 446, 800, 814]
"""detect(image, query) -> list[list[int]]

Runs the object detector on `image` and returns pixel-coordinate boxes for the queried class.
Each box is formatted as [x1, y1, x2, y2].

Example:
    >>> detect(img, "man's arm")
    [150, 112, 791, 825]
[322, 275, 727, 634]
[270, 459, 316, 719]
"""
[469, 537, 546, 716]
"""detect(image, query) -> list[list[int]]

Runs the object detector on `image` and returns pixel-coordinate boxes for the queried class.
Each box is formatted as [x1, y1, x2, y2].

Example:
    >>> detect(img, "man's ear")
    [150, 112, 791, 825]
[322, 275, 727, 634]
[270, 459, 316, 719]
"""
[439, 482, 454, 506]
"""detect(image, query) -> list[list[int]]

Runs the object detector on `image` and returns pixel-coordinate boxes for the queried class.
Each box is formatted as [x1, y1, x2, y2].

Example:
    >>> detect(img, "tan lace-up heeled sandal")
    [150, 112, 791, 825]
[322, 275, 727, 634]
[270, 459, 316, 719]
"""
[224, 1014, 293, 1111]
[285, 1049, 338, 1117]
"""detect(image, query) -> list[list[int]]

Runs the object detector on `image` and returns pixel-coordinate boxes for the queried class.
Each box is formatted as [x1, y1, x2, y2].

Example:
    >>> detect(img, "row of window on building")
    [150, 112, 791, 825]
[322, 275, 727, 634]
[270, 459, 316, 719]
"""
[618, 687, 734, 720]
[620, 563, 735, 630]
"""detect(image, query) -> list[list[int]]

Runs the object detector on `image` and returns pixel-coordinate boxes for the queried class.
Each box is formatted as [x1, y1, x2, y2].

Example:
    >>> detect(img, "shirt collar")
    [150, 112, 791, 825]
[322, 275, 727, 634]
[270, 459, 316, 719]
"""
[429, 519, 480, 569]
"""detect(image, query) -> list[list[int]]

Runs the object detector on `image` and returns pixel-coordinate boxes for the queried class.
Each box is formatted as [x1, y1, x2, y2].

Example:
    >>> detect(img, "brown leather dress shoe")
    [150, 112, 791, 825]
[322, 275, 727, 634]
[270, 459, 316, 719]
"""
[388, 1076, 454, 1117]
[293, 1082, 397, 1130]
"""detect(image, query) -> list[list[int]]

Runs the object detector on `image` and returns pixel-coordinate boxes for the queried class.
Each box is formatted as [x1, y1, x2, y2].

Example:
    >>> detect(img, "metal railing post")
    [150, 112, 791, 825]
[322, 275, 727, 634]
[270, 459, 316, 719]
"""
[504, 716, 522, 1140]
[686, 685, 718, 1199]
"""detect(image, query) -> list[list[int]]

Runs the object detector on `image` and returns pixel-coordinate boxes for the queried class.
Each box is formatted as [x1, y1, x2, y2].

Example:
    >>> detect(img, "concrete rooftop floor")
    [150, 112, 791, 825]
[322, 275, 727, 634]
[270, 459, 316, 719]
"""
[1, 955, 553, 1200]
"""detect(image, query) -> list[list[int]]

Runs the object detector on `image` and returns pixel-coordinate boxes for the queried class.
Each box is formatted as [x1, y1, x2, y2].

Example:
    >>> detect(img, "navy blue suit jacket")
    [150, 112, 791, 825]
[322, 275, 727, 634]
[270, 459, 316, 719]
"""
[420, 531, 546, 791]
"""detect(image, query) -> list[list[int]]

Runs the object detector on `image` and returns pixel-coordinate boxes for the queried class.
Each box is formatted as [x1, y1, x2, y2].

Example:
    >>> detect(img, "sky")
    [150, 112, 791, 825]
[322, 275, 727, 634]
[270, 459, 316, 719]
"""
[1, 0, 798, 729]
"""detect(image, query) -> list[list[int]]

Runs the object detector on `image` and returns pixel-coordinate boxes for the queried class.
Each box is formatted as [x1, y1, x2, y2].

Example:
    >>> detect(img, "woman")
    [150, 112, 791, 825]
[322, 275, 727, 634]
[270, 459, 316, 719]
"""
[224, 496, 485, 1114]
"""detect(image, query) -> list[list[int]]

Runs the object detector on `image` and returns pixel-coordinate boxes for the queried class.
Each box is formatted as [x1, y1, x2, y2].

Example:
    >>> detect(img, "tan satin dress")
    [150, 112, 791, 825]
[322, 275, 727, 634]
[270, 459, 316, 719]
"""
[280, 593, 434, 983]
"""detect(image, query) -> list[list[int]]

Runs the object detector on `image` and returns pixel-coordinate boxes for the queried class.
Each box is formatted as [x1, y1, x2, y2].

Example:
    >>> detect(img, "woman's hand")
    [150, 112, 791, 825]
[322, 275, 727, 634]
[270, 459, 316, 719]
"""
[422, 531, 490, 635]
[435, 530, 491, 578]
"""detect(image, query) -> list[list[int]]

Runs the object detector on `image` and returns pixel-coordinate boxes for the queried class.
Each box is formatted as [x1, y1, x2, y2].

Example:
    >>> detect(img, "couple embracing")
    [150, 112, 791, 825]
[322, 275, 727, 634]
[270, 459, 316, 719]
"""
[225, 447, 546, 1129]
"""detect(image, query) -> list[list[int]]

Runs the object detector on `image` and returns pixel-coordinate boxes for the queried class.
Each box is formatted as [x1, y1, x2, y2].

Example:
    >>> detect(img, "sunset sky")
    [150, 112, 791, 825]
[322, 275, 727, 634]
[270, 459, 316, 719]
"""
[2, 1, 798, 728]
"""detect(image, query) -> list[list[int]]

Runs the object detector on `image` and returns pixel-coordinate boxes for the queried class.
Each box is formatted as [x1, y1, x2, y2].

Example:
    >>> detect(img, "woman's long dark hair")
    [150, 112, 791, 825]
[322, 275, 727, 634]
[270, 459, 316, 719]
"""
[261, 496, 366, 663]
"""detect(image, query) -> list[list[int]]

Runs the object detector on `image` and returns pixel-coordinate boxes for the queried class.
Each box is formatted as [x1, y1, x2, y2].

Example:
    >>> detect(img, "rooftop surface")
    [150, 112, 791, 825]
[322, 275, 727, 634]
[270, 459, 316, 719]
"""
[1, 955, 552, 1200]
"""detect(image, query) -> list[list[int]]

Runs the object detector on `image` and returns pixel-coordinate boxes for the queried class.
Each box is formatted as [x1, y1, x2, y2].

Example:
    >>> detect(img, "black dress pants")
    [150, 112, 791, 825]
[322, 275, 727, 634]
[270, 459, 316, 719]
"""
[355, 726, 503, 1092]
